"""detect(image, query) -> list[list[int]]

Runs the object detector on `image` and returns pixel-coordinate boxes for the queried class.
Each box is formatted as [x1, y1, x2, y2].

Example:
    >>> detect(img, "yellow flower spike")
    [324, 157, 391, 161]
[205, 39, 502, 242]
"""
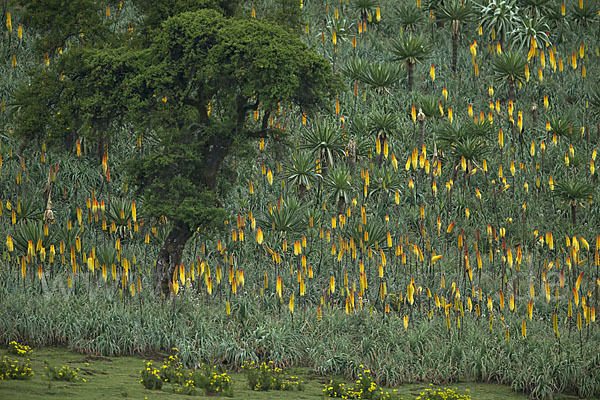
[431, 254, 443, 264]
[6, 11, 12, 34]
[276, 275, 282, 298]
[521, 320, 527, 339]
[430, 64, 435, 82]
[266, 169, 273, 185]
[391, 154, 398, 171]
[576, 271, 584, 292]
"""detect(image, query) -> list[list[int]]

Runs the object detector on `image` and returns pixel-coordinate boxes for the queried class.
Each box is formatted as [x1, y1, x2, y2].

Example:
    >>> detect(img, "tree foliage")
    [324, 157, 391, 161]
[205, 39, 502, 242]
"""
[18, 0, 121, 52]
[12, 6, 336, 294]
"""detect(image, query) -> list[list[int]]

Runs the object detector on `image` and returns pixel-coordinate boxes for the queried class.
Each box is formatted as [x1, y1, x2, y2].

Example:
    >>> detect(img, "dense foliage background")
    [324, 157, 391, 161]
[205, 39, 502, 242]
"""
[2, 0, 600, 398]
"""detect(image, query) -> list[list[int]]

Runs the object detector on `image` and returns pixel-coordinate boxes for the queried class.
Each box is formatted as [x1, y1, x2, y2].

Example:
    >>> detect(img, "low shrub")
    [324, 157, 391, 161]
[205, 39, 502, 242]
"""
[139, 360, 163, 390]
[0, 356, 34, 380]
[45, 364, 86, 382]
[242, 361, 304, 391]
[7, 341, 33, 357]
[416, 386, 471, 400]
[324, 366, 396, 399]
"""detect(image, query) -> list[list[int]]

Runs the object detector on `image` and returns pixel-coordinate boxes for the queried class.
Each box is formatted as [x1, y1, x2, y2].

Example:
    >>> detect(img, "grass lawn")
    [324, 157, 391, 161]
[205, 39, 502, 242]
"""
[0, 347, 573, 400]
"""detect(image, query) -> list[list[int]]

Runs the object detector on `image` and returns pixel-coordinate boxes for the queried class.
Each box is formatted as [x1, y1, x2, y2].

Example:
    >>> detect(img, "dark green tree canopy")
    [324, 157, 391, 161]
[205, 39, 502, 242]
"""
[15, 8, 335, 230]
[132, 0, 239, 32]
[18, 0, 122, 52]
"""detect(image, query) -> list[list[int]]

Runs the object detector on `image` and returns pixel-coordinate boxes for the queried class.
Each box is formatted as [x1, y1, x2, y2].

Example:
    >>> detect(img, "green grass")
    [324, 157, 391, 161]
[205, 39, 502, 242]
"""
[0, 346, 573, 400]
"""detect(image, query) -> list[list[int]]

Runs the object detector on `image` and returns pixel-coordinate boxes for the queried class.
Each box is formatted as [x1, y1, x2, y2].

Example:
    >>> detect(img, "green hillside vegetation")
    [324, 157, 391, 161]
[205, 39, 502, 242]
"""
[1, 0, 600, 399]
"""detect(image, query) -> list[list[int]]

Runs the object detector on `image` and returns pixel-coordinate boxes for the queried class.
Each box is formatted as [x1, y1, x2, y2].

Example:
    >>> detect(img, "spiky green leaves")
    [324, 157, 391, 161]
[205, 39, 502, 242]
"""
[391, 34, 431, 90]
[492, 52, 527, 100]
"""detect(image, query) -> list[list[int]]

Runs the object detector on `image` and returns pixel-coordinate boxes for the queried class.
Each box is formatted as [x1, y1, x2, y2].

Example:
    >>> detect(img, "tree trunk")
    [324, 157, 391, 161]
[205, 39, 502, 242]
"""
[97, 131, 107, 161]
[452, 33, 458, 73]
[508, 79, 515, 102]
[299, 183, 306, 201]
[337, 196, 346, 215]
[407, 62, 414, 91]
[155, 220, 193, 297]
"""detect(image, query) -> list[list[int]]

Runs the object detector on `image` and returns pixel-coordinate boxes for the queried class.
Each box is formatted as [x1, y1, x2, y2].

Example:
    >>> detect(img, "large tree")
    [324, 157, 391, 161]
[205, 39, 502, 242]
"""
[13, 7, 336, 296]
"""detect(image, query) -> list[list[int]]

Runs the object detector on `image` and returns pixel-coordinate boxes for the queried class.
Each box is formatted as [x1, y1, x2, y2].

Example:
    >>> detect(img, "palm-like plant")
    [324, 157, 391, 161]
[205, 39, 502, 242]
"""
[477, 0, 523, 47]
[553, 180, 595, 225]
[390, 34, 431, 91]
[349, 117, 377, 157]
[14, 195, 44, 222]
[260, 196, 307, 236]
[545, 2, 569, 30]
[54, 222, 82, 251]
[418, 95, 440, 118]
[368, 166, 403, 200]
[325, 15, 354, 45]
[106, 197, 133, 238]
[492, 52, 527, 101]
[360, 62, 402, 93]
[435, 0, 475, 73]
[509, 16, 551, 52]
[284, 151, 321, 201]
[324, 165, 354, 213]
[547, 114, 572, 138]
[96, 246, 118, 270]
[436, 122, 489, 176]
[394, 3, 426, 32]
[12, 221, 55, 256]
[449, 136, 489, 167]
[518, 0, 552, 18]
[300, 123, 345, 176]
[351, 0, 379, 23]
[572, 1, 597, 27]
[368, 111, 398, 141]
[342, 57, 368, 83]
